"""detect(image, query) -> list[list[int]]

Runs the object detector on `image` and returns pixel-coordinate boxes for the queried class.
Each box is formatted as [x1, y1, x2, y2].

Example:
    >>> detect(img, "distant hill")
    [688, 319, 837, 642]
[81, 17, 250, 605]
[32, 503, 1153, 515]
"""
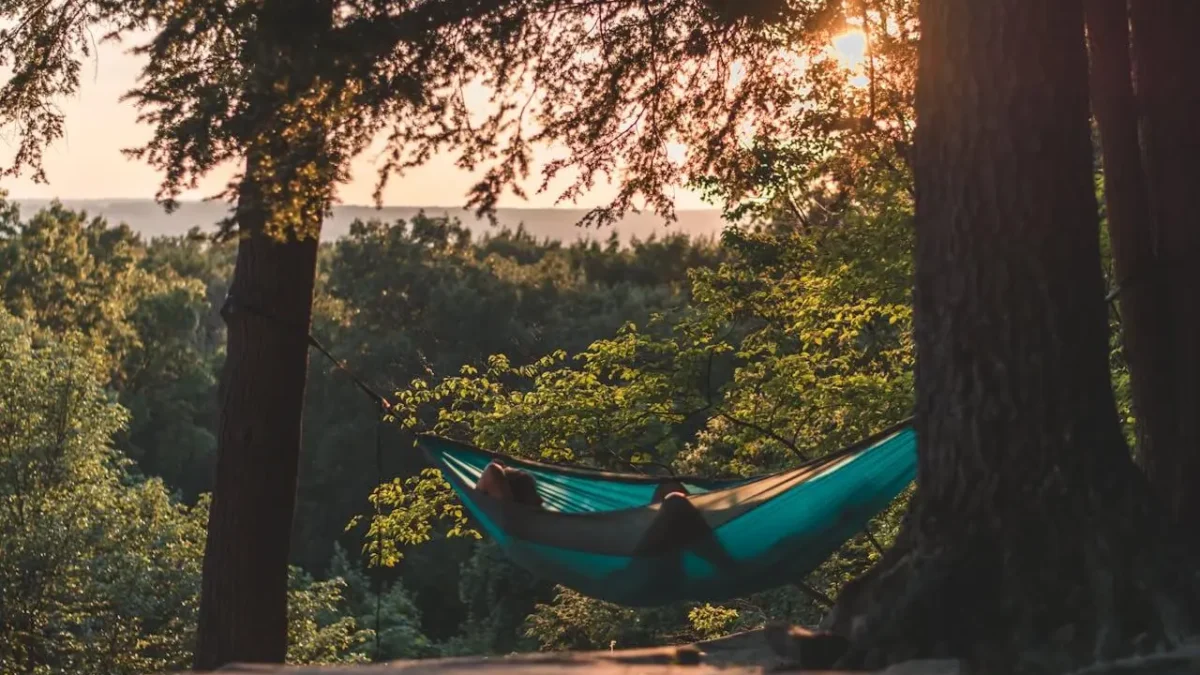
[12, 199, 729, 245]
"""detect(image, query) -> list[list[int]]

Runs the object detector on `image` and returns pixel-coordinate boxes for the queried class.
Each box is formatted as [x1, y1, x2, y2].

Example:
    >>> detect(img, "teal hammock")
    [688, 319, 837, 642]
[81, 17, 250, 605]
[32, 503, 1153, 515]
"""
[415, 420, 916, 607]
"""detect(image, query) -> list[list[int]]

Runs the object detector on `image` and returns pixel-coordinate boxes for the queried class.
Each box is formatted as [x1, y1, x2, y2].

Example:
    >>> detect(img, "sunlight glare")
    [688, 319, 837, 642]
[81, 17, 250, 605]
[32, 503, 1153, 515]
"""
[831, 29, 868, 70]
[666, 142, 688, 167]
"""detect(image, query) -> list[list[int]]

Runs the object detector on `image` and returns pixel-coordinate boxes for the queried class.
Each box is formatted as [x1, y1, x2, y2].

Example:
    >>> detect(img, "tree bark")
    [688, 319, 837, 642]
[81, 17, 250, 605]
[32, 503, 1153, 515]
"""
[812, 0, 1200, 671]
[1126, 0, 1200, 549]
[194, 204, 319, 669]
[1085, 0, 1175, 474]
[193, 0, 332, 668]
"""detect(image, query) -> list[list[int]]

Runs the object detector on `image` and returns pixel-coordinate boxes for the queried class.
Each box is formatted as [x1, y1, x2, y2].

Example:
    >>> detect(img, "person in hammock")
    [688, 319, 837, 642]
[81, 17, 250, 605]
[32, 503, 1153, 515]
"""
[477, 461, 733, 563]
[636, 477, 740, 584]
[638, 480, 724, 556]
[477, 462, 689, 510]
[476, 460, 545, 508]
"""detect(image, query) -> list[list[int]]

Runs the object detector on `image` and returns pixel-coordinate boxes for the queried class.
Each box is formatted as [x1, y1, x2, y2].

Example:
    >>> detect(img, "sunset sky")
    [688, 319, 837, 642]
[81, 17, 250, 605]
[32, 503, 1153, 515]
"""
[2, 35, 711, 210]
[4, 28, 868, 210]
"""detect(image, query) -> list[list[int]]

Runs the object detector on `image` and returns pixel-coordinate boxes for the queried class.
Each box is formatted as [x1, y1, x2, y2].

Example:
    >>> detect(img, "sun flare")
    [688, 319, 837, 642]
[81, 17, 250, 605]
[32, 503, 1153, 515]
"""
[830, 29, 868, 70]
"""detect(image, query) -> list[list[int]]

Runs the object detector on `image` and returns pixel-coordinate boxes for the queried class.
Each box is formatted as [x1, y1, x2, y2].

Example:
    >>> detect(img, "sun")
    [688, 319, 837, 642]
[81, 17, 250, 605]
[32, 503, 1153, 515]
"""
[830, 29, 868, 70]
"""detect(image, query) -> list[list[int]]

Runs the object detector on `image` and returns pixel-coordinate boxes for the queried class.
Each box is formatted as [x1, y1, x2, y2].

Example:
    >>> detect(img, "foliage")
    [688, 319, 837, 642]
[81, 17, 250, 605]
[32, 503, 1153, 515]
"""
[0, 0, 128, 181]
[356, 2, 923, 645]
[0, 306, 205, 674]
[0, 195, 725, 652]
[523, 588, 670, 652]
[0, 304, 405, 670]
[0, 0, 402, 236]
[688, 604, 742, 641]
[326, 544, 436, 661]
[0, 198, 222, 498]
[353, 469, 478, 569]
[363, 0, 918, 229]
[286, 564, 398, 666]
[6, 1, 916, 231]
[285, 569, 372, 665]
[439, 541, 550, 656]
[379, 198, 914, 503]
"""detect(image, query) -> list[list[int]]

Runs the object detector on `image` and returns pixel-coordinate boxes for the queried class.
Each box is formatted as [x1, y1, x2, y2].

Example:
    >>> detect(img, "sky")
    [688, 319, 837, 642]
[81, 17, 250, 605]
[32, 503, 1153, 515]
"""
[3, 28, 867, 210]
[2, 35, 711, 210]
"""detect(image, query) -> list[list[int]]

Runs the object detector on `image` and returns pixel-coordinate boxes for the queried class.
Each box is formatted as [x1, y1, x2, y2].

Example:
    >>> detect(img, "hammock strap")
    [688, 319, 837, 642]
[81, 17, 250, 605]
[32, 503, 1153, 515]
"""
[222, 293, 393, 412]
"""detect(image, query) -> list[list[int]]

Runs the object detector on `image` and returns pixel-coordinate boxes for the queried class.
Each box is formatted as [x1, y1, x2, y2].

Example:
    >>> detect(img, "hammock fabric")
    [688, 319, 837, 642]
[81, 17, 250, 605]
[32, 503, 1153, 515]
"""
[415, 421, 916, 607]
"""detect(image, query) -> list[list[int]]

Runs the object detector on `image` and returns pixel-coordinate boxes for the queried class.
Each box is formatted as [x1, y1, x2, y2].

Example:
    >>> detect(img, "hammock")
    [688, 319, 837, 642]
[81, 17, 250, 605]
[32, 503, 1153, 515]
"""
[415, 420, 916, 607]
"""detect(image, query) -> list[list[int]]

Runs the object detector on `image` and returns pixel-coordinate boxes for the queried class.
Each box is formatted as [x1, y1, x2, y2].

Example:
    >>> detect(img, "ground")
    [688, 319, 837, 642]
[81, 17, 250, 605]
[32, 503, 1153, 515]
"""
[193, 629, 1200, 674]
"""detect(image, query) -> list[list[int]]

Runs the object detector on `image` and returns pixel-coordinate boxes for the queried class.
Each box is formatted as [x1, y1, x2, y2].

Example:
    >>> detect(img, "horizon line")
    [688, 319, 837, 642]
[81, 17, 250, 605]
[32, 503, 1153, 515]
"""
[9, 196, 723, 212]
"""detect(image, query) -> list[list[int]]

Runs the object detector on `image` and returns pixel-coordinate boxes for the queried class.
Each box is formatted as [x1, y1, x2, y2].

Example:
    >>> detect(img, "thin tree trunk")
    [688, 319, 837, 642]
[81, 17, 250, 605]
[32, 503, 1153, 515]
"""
[1085, 0, 1175, 473]
[810, 0, 1200, 670]
[1127, 0, 1200, 548]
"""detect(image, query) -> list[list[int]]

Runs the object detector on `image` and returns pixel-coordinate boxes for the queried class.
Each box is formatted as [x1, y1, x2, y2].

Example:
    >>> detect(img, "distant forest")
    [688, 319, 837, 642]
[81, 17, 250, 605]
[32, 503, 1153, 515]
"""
[12, 200, 727, 245]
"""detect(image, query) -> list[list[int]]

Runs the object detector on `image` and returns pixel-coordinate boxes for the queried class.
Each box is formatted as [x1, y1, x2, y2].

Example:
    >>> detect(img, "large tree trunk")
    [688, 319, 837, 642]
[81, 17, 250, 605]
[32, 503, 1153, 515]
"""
[1085, 0, 1175, 475]
[193, 0, 332, 667]
[194, 201, 319, 669]
[814, 0, 1200, 670]
[1126, 0, 1200, 549]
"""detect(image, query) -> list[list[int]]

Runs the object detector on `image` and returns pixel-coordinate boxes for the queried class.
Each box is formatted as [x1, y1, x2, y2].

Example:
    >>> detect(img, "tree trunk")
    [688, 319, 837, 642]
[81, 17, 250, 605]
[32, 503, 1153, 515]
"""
[1126, 0, 1200, 549]
[193, 0, 332, 666]
[193, 189, 320, 669]
[1085, 0, 1175, 473]
[814, 0, 1200, 671]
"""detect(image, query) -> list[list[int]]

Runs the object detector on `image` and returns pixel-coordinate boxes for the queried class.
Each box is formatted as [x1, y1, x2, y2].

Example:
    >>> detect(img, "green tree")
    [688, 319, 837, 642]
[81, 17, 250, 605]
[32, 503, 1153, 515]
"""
[364, 0, 1200, 667]
[0, 303, 407, 672]
[440, 541, 551, 656]
[326, 544, 435, 661]
[2, 0, 514, 664]
[0, 200, 221, 497]
[522, 588, 680, 653]
[284, 569, 372, 666]
[0, 201, 160, 374]
[0, 198, 729, 657]
[0, 307, 206, 674]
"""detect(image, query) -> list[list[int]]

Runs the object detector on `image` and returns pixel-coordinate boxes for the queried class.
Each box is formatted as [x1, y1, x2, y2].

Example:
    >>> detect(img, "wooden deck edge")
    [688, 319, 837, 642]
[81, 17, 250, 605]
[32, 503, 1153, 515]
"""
[188, 637, 1200, 674]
